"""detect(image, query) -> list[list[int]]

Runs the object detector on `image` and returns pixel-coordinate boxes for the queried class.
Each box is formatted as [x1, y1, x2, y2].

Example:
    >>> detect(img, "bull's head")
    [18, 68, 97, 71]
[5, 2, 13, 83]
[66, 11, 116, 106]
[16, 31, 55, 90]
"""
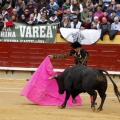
[48, 75, 65, 94]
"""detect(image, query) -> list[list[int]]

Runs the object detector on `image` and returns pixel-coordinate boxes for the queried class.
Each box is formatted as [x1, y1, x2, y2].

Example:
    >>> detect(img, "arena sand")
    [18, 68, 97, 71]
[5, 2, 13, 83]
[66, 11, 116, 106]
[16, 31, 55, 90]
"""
[0, 80, 120, 120]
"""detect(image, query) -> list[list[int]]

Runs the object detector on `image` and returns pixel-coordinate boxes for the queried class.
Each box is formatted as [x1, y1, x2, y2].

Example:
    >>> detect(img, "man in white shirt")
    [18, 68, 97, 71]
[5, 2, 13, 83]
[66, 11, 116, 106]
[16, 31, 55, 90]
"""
[70, 15, 82, 29]
[111, 16, 120, 31]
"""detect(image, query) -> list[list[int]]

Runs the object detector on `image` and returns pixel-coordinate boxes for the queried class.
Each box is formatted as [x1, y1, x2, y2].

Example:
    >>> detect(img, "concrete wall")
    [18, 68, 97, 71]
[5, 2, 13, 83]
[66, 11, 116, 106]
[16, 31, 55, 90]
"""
[0, 70, 120, 83]
[0, 70, 34, 80]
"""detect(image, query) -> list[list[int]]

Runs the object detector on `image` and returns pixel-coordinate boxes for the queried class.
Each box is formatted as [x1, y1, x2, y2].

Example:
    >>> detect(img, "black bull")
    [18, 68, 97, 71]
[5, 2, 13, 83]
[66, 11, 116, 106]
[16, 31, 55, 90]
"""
[49, 65, 120, 111]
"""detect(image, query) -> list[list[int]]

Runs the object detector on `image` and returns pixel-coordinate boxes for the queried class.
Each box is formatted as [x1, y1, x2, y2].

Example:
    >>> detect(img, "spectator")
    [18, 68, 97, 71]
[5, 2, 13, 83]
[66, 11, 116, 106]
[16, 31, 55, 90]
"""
[116, 0, 120, 4]
[1, 7, 10, 21]
[62, 8, 74, 22]
[110, 10, 120, 23]
[15, 2, 24, 19]
[26, 13, 37, 25]
[94, 6, 104, 18]
[92, 0, 99, 5]
[91, 16, 100, 29]
[116, 4, 120, 16]
[41, 8, 49, 20]
[111, 16, 120, 30]
[2, 0, 16, 9]
[57, 8, 63, 22]
[60, 16, 71, 28]
[99, 10, 110, 23]
[62, 0, 71, 13]
[102, 0, 111, 9]
[46, 0, 59, 17]
[70, 0, 83, 19]
[100, 17, 111, 40]
[81, 17, 91, 29]
[47, 12, 60, 24]
[19, 14, 26, 23]
[107, 4, 114, 17]
[70, 15, 82, 29]
[57, 0, 65, 9]
[0, 14, 4, 31]
[37, 0, 47, 13]
[10, 14, 18, 22]
[38, 15, 47, 24]
[15, 0, 26, 11]
[81, 5, 89, 22]
[110, 0, 117, 10]
[3, 1, 13, 15]
[86, 0, 95, 12]
[88, 10, 94, 22]
[28, 0, 37, 8]
[26, 2, 34, 14]
[12, 8, 20, 19]
[23, 8, 30, 20]
[98, 0, 106, 12]
[33, 8, 41, 21]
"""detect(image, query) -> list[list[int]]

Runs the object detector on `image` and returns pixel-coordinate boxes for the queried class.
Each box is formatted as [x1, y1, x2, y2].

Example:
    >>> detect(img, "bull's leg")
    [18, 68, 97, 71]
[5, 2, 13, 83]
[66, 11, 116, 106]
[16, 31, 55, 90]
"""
[84, 88, 97, 110]
[59, 90, 70, 109]
[97, 90, 106, 111]
[71, 91, 80, 104]
[89, 91, 97, 109]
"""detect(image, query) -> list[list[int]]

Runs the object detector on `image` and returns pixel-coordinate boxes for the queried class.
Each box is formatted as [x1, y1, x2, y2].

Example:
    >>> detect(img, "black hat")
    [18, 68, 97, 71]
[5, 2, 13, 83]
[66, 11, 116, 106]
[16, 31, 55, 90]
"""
[71, 41, 82, 49]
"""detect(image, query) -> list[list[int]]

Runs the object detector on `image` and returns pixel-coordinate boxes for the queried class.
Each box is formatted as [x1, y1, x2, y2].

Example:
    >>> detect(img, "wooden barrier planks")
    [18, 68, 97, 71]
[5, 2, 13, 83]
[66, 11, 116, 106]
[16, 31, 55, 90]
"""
[0, 42, 120, 71]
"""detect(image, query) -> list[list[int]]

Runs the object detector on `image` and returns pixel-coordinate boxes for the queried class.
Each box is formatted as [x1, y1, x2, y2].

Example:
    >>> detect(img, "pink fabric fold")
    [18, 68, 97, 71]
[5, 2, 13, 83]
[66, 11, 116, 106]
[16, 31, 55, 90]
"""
[20, 56, 82, 106]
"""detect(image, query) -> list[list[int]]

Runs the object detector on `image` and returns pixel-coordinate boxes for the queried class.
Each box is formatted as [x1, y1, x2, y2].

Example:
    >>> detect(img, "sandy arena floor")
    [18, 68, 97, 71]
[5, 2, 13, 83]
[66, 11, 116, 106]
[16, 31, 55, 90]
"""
[0, 80, 120, 120]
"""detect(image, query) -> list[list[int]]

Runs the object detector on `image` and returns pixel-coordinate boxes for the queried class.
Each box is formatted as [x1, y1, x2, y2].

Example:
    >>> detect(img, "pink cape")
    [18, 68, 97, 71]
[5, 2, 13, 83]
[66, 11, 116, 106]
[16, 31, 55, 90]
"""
[20, 56, 82, 106]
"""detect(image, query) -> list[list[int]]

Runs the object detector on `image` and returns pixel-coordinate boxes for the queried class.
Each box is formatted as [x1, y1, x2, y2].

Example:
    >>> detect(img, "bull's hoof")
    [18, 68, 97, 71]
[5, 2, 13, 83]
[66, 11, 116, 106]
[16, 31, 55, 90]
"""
[72, 99, 77, 104]
[91, 103, 97, 112]
[97, 107, 102, 111]
[91, 106, 96, 111]
[58, 105, 66, 109]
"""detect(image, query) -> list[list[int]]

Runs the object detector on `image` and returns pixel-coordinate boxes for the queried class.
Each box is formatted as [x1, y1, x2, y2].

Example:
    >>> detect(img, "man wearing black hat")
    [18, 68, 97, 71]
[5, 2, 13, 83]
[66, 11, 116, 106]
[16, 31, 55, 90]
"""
[49, 41, 89, 66]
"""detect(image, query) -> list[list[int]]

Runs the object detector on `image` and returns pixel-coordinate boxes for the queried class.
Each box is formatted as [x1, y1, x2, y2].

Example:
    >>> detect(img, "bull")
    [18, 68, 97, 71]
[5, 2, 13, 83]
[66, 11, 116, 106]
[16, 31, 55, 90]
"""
[49, 65, 120, 111]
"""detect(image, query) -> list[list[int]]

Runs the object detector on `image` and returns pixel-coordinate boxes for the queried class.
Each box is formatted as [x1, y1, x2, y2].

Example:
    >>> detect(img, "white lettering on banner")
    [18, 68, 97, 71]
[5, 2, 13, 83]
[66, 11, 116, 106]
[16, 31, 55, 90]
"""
[0, 39, 45, 43]
[25, 26, 32, 37]
[40, 26, 46, 38]
[19, 26, 26, 37]
[2, 27, 11, 31]
[33, 26, 39, 37]
[46, 26, 53, 38]
[0, 32, 16, 37]
[19, 26, 54, 38]
[0, 24, 57, 43]
[2, 39, 19, 42]
[7, 32, 16, 37]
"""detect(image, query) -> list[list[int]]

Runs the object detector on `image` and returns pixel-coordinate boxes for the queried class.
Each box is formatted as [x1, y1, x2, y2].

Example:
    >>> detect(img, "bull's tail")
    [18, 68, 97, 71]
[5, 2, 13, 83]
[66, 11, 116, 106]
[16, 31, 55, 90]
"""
[100, 69, 120, 102]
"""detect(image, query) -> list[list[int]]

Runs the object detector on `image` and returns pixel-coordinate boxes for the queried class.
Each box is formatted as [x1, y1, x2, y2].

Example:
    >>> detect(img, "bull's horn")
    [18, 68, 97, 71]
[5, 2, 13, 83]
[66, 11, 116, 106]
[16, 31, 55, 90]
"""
[48, 75, 57, 80]
[48, 76, 54, 80]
